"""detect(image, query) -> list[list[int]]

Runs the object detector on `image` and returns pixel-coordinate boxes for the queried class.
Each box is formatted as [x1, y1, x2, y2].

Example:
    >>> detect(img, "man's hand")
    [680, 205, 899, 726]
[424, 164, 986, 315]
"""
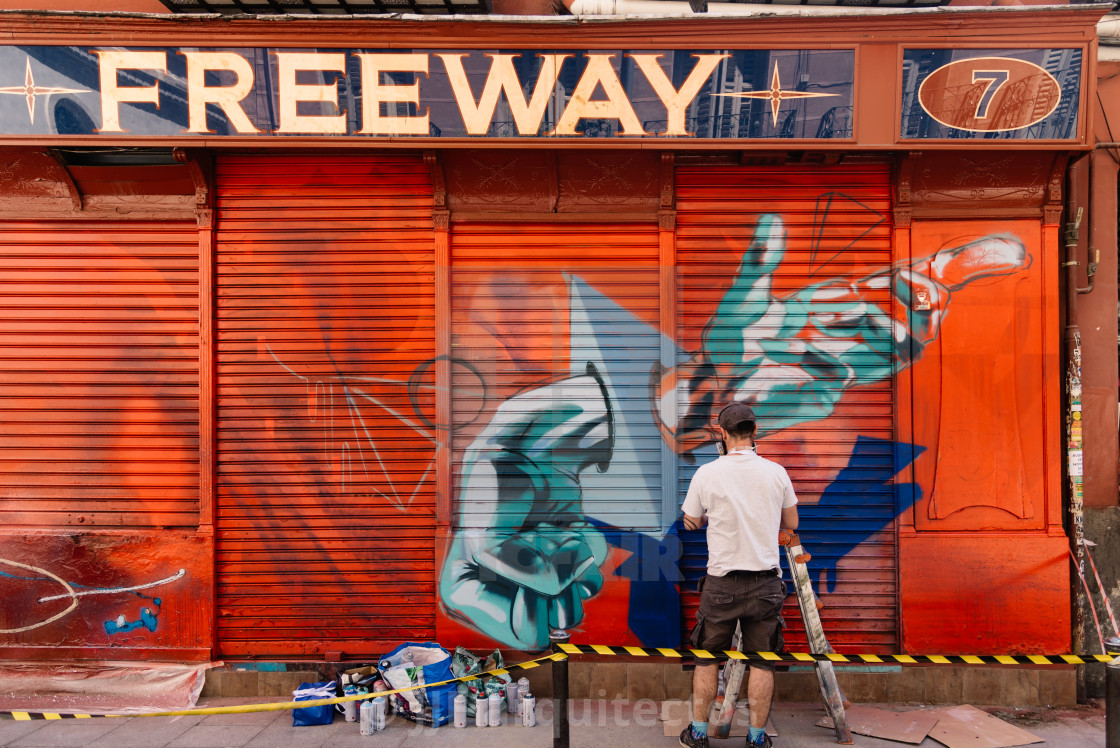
[658, 215, 1028, 446]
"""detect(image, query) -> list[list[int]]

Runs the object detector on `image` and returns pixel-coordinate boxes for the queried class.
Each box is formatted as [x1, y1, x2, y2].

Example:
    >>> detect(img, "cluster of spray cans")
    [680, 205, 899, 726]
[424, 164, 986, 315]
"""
[339, 678, 389, 736]
[453, 677, 534, 728]
[342, 673, 534, 735]
[358, 695, 387, 735]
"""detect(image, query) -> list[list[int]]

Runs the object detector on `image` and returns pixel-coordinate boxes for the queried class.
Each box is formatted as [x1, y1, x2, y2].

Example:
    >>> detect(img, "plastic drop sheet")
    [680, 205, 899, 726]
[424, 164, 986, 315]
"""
[0, 661, 214, 714]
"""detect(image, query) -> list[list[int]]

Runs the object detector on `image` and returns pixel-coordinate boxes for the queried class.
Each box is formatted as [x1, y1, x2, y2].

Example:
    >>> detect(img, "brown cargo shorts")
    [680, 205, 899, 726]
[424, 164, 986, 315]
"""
[688, 569, 786, 670]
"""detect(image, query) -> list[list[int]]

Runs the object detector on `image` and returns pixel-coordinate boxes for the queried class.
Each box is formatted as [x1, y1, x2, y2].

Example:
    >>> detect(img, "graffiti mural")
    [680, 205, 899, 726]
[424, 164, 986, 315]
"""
[439, 211, 1031, 651]
[209, 157, 1044, 657]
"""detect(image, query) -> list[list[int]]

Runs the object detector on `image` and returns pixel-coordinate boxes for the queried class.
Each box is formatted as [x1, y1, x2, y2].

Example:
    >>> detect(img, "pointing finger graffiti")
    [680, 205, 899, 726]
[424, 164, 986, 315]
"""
[660, 215, 1029, 444]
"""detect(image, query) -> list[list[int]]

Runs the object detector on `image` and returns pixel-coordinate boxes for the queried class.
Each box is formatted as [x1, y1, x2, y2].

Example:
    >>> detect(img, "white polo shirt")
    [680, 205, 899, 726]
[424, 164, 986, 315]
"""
[681, 449, 798, 576]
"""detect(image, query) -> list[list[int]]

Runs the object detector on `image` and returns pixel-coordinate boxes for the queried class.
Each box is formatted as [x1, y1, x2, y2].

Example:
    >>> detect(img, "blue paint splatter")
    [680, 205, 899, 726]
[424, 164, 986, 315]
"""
[104, 600, 160, 635]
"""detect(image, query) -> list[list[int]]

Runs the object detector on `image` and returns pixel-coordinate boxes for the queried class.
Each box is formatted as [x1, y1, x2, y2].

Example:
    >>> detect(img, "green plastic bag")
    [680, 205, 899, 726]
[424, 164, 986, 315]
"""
[451, 646, 511, 717]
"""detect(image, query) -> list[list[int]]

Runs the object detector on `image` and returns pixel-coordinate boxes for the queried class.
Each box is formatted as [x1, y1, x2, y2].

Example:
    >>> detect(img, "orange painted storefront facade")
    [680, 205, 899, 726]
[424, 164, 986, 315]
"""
[0, 6, 1108, 668]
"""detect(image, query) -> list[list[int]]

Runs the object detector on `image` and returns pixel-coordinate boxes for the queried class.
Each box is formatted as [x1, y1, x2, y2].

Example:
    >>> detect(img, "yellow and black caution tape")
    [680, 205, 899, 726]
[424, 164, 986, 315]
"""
[0, 651, 568, 722]
[553, 643, 1120, 666]
[6, 644, 1118, 721]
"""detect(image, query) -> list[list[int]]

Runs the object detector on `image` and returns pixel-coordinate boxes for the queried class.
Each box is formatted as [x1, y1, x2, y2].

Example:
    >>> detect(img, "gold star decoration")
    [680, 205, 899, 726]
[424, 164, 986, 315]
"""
[717, 62, 839, 128]
[0, 58, 90, 125]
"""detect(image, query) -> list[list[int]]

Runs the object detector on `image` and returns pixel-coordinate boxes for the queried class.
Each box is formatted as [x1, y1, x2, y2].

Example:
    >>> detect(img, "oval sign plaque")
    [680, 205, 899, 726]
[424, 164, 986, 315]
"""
[917, 56, 1061, 132]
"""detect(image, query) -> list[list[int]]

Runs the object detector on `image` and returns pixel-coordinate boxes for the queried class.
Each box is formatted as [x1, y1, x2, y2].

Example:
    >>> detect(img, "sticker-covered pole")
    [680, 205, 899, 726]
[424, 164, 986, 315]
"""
[551, 629, 570, 748]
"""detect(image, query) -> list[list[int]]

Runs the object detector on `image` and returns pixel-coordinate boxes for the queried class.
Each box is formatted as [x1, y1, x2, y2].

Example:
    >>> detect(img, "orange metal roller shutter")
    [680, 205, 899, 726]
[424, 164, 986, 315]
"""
[0, 220, 200, 528]
[450, 221, 663, 530]
[214, 155, 436, 659]
[442, 220, 665, 650]
[675, 162, 898, 653]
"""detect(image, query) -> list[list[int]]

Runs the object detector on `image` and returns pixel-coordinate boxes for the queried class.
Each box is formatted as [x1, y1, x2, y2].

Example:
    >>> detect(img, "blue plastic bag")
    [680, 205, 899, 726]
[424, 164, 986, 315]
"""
[292, 680, 336, 726]
[380, 642, 457, 727]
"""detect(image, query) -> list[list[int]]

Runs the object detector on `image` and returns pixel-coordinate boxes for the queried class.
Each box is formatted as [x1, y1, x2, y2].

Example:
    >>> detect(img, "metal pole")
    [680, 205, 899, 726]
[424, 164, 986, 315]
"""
[551, 629, 570, 748]
[1107, 637, 1120, 748]
[1063, 160, 1089, 698]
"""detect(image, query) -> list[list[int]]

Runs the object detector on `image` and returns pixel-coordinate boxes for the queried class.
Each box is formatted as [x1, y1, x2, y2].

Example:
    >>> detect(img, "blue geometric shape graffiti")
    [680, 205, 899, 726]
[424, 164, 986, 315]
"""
[589, 437, 924, 647]
[790, 436, 925, 593]
[589, 518, 683, 648]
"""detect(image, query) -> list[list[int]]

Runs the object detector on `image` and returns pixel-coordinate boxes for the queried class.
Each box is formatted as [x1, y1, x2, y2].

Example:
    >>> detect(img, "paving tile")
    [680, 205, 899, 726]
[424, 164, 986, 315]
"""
[163, 725, 265, 748]
[3, 717, 122, 746]
[244, 719, 342, 748]
[0, 720, 47, 746]
[397, 724, 471, 745]
[331, 728, 407, 748]
[398, 722, 549, 747]
[86, 715, 205, 747]
[4, 694, 1100, 748]
[197, 707, 285, 726]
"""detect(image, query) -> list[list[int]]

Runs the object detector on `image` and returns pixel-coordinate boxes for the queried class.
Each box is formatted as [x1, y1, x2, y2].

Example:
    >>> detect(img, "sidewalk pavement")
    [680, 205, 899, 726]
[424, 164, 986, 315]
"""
[0, 698, 1107, 748]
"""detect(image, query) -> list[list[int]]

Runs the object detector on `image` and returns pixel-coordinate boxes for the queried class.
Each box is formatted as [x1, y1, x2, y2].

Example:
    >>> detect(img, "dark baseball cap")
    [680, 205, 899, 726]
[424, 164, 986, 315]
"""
[718, 401, 757, 432]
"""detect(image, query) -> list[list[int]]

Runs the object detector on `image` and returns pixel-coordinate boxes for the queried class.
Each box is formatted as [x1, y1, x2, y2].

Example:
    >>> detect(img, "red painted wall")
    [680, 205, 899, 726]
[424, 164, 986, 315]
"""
[899, 219, 1069, 654]
[0, 532, 213, 661]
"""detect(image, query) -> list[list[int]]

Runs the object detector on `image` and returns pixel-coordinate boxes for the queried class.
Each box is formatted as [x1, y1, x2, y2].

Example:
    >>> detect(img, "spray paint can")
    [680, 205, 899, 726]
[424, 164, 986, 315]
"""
[521, 693, 535, 727]
[518, 677, 530, 704]
[343, 685, 358, 722]
[359, 700, 374, 735]
[372, 695, 387, 731]
[475, 697, 487, 727]
[488, 692, 502, 727]
[506, 683, 518, 715]
[454, 693, 467, 728]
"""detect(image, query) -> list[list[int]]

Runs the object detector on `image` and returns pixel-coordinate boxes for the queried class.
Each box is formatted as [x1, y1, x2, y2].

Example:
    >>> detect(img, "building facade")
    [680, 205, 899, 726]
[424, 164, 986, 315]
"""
[0, 1, 1114, 701]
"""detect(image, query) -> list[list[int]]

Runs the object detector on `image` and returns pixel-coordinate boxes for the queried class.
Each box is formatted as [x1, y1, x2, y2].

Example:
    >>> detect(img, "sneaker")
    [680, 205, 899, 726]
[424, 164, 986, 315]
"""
[679, 725, 709, 748]
[748, 732, 773, 748]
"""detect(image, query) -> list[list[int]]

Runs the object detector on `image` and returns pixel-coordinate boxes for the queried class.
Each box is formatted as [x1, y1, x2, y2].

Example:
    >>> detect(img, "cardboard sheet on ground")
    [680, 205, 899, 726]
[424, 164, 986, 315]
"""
[816, 705, 941, 744]
[927, 705, 1043, 748]
[660, 699, 776, 738]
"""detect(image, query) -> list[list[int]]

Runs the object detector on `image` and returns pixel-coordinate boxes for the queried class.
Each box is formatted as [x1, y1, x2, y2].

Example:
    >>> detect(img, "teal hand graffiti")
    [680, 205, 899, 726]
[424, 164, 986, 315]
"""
[674, 214, 1029, 437]
[439, 365, 612, 650]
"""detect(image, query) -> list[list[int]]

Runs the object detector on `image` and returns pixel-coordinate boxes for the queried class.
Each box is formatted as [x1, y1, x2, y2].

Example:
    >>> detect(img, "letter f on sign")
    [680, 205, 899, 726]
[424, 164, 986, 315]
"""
[95, 49, 167, 134]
